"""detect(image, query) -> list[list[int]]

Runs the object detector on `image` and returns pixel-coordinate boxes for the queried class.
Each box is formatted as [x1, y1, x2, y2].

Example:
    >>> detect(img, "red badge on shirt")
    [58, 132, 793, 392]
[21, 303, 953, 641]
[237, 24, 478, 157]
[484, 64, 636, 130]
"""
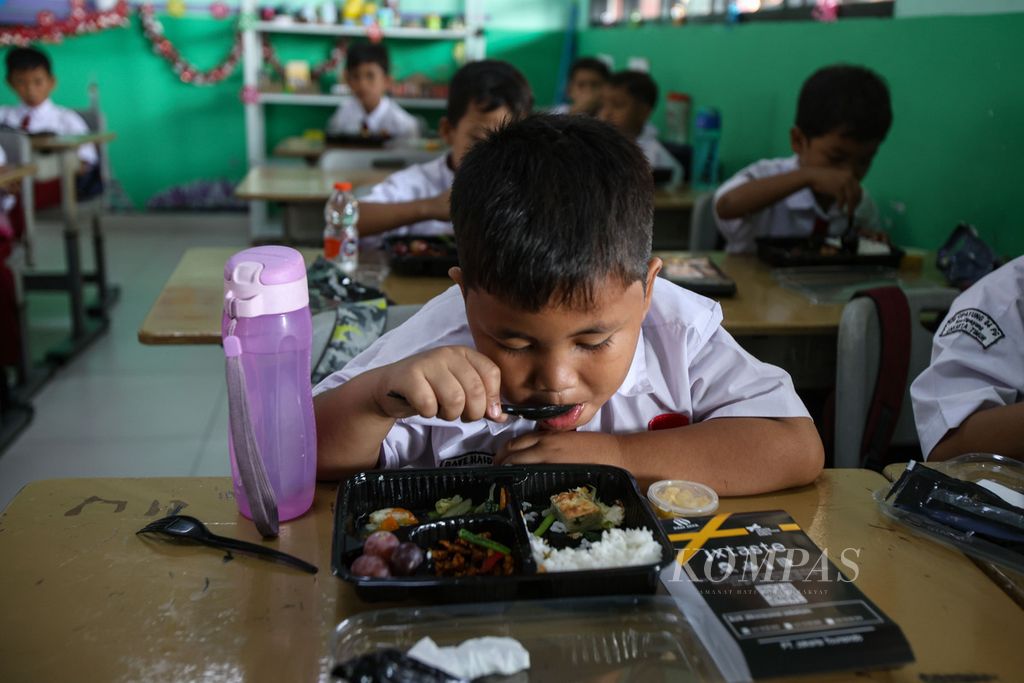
[648, 413, 690, 431]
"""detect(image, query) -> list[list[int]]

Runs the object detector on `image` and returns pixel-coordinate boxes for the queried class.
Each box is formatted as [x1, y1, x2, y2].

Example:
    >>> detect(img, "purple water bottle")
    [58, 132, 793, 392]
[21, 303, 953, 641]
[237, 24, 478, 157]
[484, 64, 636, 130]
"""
[222, 246, 316, 537]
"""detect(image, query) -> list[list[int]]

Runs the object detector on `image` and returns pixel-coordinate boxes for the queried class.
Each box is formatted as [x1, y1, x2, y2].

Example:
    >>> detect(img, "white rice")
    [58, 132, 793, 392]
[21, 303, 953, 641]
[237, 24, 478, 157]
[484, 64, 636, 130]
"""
[529, 528, 663, 572]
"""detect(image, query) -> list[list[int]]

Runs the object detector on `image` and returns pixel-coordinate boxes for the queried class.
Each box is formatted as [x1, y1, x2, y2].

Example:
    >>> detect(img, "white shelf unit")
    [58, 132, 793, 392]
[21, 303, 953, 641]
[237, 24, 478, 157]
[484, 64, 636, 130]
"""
[258, 91, 447, 110]
[241, 0, 485, 240]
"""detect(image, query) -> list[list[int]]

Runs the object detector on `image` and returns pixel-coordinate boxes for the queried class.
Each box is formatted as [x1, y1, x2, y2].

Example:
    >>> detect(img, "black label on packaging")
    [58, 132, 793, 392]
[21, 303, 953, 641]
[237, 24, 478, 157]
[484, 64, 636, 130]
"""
[660, 510, 914, 679]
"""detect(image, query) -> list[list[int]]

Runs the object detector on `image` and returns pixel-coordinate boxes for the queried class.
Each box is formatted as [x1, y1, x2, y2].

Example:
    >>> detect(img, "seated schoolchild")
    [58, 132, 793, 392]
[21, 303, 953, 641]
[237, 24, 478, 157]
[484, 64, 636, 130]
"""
[551, 57, 609, 116]
[714, 65, 892, 254]
[313, 114, 824, 494]
[325, 42, 419, 141]
[911, 256, 1024, 462]
[598, 70, 682, 184]
[354, 60, 533, 248]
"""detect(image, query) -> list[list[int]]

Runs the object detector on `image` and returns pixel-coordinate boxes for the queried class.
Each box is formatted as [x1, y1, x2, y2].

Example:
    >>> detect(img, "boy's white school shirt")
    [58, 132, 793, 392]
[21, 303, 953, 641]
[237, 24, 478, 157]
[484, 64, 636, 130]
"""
[713, 155, 880, 254]
[910, 255, 1024, 459]
[358, 153, 453, 249]
[326, 95, 419, 139]
[0, 99, 98, 166]
[313, 277, 809, 469]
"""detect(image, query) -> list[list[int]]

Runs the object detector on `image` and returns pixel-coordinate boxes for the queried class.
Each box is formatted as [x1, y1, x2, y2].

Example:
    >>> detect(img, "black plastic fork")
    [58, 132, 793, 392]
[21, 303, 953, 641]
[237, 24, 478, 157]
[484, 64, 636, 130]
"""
[137, 514, 318, 574]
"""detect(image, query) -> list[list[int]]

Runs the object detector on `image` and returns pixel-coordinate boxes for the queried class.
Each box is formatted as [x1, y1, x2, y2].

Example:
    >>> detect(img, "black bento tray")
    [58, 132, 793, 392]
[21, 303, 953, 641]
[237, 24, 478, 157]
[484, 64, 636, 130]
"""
[332, 465, 676, 603]
[757, 237, 904, 268]
[383, 235, 458, 277]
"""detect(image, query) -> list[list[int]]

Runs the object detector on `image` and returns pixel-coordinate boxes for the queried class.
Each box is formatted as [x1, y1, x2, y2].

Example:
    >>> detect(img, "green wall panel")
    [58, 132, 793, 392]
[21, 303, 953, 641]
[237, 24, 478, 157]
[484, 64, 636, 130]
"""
[579, 13, 1024, 255]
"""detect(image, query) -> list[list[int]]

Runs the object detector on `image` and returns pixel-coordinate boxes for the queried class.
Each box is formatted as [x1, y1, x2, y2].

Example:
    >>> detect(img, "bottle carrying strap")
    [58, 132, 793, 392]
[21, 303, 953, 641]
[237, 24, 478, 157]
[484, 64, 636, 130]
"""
[224, 314, 280, 538]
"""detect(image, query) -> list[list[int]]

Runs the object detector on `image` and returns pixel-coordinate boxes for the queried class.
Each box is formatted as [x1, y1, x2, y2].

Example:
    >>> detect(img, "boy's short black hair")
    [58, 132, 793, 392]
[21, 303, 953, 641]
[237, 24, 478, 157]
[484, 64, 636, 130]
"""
[796, 64, 892, 142]
[445, 60, 533, 128]
[5, 46, 51, 78]
[451, 113, 653, 312]
[607, 70, 658, 110]
[569, 57, 610, 82]
[346, 42, 389, 74]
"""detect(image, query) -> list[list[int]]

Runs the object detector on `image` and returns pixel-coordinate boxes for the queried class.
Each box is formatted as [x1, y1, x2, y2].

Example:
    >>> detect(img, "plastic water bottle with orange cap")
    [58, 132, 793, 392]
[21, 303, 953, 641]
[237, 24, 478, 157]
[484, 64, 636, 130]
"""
[323, 181, 360, 274]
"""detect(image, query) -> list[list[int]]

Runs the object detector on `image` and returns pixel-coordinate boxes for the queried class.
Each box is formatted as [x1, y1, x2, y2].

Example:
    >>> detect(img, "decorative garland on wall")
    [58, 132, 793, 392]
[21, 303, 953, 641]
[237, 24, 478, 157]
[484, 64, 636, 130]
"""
[0, 0, 130, 47]
[139, 5, 346, 87]
[139, 3, 243, 85]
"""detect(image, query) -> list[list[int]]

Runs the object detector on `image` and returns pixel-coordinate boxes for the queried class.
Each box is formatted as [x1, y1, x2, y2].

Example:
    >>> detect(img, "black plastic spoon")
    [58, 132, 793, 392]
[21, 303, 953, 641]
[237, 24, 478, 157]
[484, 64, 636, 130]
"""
[386, 390, 573, 421]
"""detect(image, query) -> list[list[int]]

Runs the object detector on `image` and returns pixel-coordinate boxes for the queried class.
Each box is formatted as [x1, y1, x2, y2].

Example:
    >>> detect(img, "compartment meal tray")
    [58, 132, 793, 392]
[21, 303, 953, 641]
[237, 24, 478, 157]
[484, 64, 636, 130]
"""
[757, 237, 905, 268]
[332, 465, 676, 602]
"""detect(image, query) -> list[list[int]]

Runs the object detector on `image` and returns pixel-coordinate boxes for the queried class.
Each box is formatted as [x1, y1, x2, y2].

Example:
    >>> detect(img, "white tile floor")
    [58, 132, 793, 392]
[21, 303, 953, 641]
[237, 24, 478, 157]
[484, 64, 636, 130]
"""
[0, 212, 251, 510]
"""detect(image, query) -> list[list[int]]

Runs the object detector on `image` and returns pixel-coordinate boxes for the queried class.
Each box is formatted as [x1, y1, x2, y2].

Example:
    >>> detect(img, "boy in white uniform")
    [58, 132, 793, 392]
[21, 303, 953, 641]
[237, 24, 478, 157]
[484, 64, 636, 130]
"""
[314, 114, 823, 495]
[356, 60, 532, 249]
[326, 43, 419, 140]
[714, 65, 891, 254]
[0, 46, 99, 206]
[911, 256, 1024, 462]
[551, 57, 609, 116]
[598, 70, 682, 185]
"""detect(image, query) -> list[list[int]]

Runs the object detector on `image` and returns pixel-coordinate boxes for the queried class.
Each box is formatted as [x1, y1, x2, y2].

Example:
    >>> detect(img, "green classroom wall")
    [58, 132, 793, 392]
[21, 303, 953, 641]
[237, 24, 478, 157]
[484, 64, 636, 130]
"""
[0, 10, 567, 209]
[579, 13, 1024, 256]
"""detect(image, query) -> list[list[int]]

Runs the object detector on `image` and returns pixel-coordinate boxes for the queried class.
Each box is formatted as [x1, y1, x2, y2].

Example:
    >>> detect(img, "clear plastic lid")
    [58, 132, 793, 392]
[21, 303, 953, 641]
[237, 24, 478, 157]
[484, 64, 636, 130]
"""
[647, 480, 719, 517]
[331, 595, 724, 682]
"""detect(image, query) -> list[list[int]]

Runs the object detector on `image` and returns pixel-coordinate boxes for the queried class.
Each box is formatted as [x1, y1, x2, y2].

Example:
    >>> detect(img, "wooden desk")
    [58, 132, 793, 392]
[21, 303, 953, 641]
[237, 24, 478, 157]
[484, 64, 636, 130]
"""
[881, 462, 1024, 608]
[0, 162, 37, 187]
[0, 470, 1020, 682]
[138, 247, 452, 345]
[234, 165, 391, 202]
[29, 131, 116, 153]
[654, 186, 697, 211]
[273, 136, 447, 165]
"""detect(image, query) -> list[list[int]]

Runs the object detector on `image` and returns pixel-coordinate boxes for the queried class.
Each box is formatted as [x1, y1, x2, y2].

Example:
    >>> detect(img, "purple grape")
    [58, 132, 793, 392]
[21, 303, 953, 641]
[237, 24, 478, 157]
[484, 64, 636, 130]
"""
[363, 531, 400, 561]
[350, 554, 391, 578]
[389, 542, 425, 576]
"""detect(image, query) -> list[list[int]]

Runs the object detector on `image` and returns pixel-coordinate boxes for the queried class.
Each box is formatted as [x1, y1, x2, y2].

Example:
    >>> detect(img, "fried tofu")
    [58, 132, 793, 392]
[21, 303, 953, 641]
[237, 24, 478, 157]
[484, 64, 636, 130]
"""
[550, 489, 603, 532]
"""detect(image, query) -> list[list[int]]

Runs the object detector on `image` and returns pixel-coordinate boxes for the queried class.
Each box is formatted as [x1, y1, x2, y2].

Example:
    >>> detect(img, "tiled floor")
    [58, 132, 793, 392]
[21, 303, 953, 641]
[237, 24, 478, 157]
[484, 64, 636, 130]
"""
[0, 212, 250, 510]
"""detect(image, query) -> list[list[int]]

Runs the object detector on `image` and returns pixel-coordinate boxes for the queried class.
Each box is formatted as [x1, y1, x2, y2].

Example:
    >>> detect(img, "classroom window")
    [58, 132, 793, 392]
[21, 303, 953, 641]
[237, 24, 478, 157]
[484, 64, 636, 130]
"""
[590, 0, 894, 26]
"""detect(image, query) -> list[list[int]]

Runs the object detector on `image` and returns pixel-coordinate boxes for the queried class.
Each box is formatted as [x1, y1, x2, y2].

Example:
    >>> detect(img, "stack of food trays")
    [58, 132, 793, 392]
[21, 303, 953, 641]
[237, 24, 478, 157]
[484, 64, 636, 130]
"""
[333, 465, 676, 602]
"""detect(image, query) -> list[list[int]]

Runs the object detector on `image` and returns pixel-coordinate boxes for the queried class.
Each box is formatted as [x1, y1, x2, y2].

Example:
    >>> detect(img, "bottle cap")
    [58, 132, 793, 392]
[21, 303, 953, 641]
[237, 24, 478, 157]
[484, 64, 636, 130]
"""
[667, 92, 691, 102]
[694, 107, 721, 130]
[334, 181, 353, 191]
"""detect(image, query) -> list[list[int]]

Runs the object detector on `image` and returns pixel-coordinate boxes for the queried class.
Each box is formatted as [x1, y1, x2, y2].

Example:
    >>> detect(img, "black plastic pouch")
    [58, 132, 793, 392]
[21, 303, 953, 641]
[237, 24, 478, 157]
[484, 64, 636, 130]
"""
[886, 463, 1024, 550]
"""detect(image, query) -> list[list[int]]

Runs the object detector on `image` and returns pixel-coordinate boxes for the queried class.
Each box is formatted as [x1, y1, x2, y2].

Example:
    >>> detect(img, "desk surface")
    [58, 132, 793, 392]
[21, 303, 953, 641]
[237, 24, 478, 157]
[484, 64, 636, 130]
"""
[138, 247, 451, 345]
[234, 165, 392, 202]
[0, 162, 36, 186]
[29, 131, 116, 151]
[139, 248, 939, 345]
[236, 163, 696, 209]
[273, 135, 446, 160]
[0, 470, 1019, 682]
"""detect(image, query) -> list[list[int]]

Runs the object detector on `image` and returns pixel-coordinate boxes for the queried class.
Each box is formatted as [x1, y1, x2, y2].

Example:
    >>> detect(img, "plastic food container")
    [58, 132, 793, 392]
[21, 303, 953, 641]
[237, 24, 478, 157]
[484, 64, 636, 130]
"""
[647, 480, 719, 518]
[332, 465, 675, 602]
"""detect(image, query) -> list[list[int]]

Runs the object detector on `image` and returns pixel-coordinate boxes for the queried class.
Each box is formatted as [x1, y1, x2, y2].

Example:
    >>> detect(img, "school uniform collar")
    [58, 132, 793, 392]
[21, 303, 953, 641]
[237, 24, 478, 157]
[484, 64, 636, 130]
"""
[17, 98, 55, 116]
[481, 328, 653, 436]
[363, 97, 392, 128]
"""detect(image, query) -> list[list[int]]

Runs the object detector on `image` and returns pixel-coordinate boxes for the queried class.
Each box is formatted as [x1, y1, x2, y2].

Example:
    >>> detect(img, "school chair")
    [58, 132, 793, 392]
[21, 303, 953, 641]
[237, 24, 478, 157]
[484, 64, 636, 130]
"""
[688, 192, 723, 251]
[19, 83, 118, 364]
[833, 286, 958, 469]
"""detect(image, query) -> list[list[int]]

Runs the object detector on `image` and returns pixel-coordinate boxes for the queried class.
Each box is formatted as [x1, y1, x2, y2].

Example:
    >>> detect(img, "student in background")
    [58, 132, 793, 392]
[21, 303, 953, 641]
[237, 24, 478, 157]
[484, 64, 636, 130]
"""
[714, 65, 891, 254]
[313, 114, 822, 493]
[326, 42, 419, 140]
[552, 57, 609, 116]
[598, 70, 681, 183]
[0, 46, 99, 205]
[354, 60, 532, 248]
[910, 256, 1024, 462]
